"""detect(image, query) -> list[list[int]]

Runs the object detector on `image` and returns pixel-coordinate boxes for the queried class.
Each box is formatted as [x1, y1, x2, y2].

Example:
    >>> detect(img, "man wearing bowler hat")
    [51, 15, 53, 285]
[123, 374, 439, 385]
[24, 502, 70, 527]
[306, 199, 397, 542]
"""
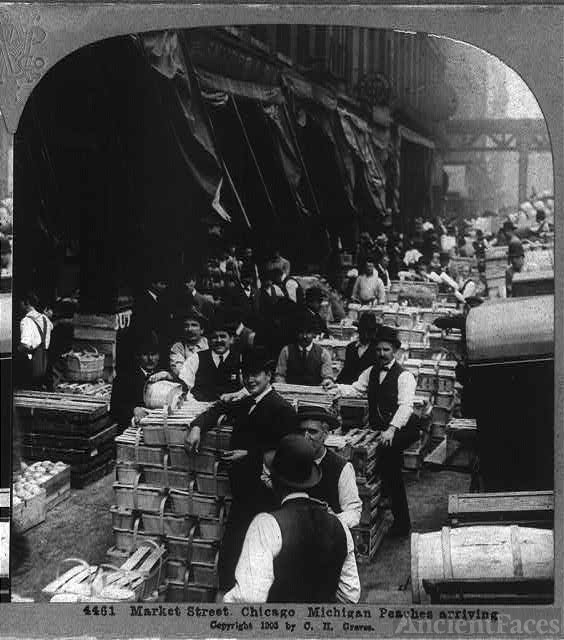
[336, 312, 381, 384]
[185, 346, 296, 594]
[224, 435, 360, 603]
[325, 325, 418, 537]
[295, 405, 361, 528]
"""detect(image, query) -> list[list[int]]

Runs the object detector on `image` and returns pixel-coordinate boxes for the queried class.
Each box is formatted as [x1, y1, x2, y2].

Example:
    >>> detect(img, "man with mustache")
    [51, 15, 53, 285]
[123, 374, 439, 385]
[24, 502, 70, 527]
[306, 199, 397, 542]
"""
[324, 325, 418, 537]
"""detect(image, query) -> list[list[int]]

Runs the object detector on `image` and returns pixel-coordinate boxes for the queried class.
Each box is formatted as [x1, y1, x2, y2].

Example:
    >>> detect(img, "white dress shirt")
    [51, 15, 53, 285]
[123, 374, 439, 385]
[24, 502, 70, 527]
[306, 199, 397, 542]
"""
[170, 338, 209, 376]
[337, 361, 416, 429]
[20, 310, 53, 351]
[178, 349, 231, 390]
[316, 449, 361, 528]
[223, 492, 361, 604]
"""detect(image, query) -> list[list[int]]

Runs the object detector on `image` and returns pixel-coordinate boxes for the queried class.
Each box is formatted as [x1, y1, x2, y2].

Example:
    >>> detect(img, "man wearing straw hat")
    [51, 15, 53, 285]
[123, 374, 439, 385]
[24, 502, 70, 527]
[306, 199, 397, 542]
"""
[224, 435, 360, 603]
[325, 325, 418, 537]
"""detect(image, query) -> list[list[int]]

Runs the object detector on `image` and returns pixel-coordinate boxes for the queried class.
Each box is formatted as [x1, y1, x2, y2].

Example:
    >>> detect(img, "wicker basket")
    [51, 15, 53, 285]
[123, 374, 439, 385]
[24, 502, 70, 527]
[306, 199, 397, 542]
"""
[141, 501, 196, 537]
[110, 506, 136, 530]
[62, 347, 105, 382]
[169, 489, 221, 518]
[113, 475, 165, 512]
[166, 535, 218, 563]
[143, 455, 191, 490]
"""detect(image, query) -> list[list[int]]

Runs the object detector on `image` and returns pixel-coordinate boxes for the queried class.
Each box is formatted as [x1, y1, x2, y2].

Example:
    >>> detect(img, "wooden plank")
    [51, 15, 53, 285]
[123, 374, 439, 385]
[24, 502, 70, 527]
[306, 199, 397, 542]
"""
[449, 491, 554, 515]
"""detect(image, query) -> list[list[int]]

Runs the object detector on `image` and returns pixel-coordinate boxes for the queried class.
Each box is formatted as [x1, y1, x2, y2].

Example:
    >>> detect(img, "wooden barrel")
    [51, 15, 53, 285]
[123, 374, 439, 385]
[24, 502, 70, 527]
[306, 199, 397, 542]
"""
[143, 380, 183, 410]
[411, 525, 553, 603]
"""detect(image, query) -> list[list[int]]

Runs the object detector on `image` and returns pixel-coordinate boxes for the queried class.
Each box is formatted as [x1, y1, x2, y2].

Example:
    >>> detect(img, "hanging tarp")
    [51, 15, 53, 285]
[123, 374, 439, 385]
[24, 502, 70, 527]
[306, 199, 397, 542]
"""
[262, 102, 311, 216]
[338, 108, 387, 214]
[140, 31, 227, 217]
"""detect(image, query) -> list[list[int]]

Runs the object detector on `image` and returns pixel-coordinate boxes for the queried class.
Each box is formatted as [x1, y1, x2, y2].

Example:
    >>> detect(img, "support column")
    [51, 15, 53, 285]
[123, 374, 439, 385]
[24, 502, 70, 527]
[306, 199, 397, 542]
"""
[518, 136, 529, 203]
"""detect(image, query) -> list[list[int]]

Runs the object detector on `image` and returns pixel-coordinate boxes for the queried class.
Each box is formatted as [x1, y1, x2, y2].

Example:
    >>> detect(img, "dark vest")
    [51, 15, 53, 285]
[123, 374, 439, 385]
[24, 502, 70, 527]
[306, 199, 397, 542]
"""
[269, 497, 347, 603]
[192, 350, 241, 401]
[367, 360, 404, 428]
[308, 449, 346, 514]
[337, 341, 379, 384]
[286, 343, 324, 386]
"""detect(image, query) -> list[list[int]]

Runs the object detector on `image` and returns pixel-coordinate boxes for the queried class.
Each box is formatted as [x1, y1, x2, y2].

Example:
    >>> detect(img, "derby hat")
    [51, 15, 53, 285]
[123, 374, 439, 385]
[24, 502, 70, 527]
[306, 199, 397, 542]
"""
[271, 434, 322, 490]
[241, 346, 275, 375]
[355, 312, 380, 335]
[297, 405, 339, 430]
[375, 324, 401, 349]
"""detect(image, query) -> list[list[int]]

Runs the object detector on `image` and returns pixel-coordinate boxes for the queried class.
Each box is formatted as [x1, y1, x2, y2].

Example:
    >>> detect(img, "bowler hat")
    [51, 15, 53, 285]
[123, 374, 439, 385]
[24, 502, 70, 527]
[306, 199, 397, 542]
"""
[376, 325, 401, 349]
[209, 309, 239, 335]
[296, 312, 319, 333]
[241, 346, 275, 375]
[271, 435, 322, 490]
[355, 313, 380, 334]
[297, 405, 339, 430]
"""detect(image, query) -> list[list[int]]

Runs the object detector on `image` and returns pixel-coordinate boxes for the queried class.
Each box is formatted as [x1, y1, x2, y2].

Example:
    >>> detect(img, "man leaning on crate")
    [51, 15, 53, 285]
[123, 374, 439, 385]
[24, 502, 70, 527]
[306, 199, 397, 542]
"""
[184, 346, 296, 597]
[324, 325, 419, 538]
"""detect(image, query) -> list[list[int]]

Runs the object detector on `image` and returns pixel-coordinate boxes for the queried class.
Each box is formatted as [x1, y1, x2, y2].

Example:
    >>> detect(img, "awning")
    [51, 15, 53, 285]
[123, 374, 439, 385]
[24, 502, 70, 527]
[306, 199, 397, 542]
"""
[338, 108, 387, 213]
[140, 31, 225, 207]
[399, 125, 435, 149]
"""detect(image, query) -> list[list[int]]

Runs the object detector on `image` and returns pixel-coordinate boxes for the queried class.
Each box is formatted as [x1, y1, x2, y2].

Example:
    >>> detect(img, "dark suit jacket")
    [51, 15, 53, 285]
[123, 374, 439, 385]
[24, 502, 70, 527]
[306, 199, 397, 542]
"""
[110, 366, 148, 429]
[192, 388, 296, 454]
[336, 341, 379, 384]
[192, 388, 296, 502]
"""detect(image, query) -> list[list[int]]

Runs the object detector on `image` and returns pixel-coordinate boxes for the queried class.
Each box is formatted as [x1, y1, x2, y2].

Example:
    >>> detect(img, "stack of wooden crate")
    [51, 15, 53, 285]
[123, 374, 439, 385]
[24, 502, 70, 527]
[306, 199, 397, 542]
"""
[15, 390, 116, 488]
[327, 428, 390, 563]
[72, 310, 132, 382]
[273, 383, 339, 415]
[110, 399, 230, 602]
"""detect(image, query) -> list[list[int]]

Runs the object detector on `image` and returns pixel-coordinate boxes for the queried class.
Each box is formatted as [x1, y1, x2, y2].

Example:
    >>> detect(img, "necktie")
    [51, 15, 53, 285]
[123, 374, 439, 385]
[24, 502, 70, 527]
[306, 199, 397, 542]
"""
[218, 354, 224, 368]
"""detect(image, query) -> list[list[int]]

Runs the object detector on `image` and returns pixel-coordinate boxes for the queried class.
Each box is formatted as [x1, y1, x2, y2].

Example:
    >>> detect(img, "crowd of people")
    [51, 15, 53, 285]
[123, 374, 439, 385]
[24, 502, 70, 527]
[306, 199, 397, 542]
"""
[12, 193, 554, 602]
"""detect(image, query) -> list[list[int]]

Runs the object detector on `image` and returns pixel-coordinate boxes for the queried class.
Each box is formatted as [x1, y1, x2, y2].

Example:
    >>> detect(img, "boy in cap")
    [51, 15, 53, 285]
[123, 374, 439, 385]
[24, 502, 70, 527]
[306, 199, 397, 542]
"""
[224, 435, 360, 603]
[275, 313, 334, 386]
[336, 312, 380, 384]
[178, 314, 242, 401]
[301, 286, 330, 338]
[295, 406, 361, 528]
[186, 346, 296, 594]
[325, 325, 418, 537]
[169, 308, 209, 376]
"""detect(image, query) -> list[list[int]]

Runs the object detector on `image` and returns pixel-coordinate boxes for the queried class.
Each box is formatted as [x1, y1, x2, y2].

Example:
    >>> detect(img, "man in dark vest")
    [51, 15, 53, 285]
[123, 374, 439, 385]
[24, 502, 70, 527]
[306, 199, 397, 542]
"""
[185, 347, 296, 595]
[327, 325, 418, 537]
[177, 316, 242, 402]
[295, 406, 361, 528]
[336, 313, 380, 384]
[275, 313, 334, 386]
[223, 435, 360, 603]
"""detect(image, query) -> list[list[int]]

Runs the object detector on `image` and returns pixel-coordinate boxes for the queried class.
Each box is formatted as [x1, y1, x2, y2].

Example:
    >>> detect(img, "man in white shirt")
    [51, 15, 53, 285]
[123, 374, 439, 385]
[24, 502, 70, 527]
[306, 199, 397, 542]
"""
[351, 258, 386, 304]
[295, 405, 361, 528]
[17, 291, 53, 388]
[224, 434, 360, 603]
[324, 325, 418, 537]
[169, 309, 209, 376]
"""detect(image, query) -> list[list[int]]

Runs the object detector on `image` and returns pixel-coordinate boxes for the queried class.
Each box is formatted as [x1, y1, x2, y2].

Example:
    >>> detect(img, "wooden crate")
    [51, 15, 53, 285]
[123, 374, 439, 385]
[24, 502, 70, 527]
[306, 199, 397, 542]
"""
[352, 514, 390, 563]
[13, 488, 46, 532]
[448, 491, 554, 528]
[345, 429, 382, 482]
